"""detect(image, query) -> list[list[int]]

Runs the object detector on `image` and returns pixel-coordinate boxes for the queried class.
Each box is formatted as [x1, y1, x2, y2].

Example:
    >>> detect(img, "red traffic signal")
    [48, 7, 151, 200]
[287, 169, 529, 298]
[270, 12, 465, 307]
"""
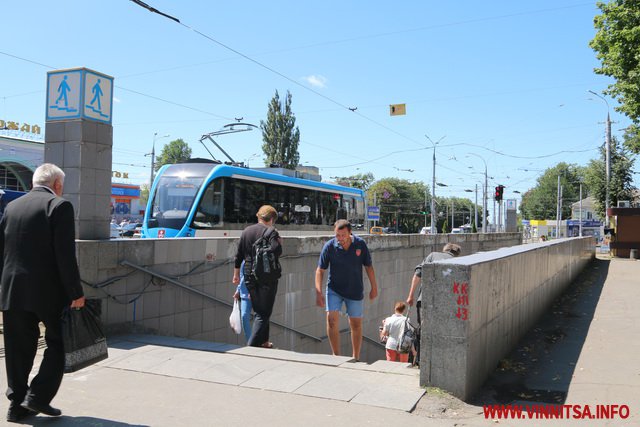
[494, 185, 504, 201]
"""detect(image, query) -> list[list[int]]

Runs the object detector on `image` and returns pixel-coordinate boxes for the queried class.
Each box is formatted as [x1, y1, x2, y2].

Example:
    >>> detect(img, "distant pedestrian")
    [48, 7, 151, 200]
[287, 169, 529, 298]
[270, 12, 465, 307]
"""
[406, 243, 461, 365]
[233, 205, 282, 348]
[0, 163, 85, 422]
[380, 301, 411, 362]
[315, 219, 378, 360]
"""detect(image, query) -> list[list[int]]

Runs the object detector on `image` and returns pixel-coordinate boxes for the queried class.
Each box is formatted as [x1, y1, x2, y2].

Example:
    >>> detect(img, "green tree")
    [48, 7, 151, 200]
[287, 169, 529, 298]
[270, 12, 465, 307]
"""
[441, 218, 449, 234]
[155, 138, 192, 170]
[519, 163, 583, 220]
[623, 124, 640, 154]
[590, 1, 640, 154]
[260, 90, 300, 169]
[333, 173, 375, 190]
[139, 183, 150, 207]
[368, 178, 429, 233]
[583, 136, 635, 219]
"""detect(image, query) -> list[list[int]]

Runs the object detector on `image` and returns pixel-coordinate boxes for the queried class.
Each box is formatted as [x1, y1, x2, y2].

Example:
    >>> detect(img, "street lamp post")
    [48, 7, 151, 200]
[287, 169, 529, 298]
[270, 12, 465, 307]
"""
[426, 134, 446, 234]
[148, 132, 170, 190]
[588, 90, 612, 225]
[467, 153, 488, 233]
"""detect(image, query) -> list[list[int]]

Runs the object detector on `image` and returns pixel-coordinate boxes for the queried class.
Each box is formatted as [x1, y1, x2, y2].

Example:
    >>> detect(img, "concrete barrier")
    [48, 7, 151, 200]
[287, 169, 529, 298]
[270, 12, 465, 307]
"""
[76, 232, 522, 363]
[420, 237, 595, 400]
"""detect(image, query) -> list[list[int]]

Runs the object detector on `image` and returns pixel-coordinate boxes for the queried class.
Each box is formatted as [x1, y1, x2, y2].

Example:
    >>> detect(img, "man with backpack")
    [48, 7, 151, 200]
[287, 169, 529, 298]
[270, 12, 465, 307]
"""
[233, 205, 282, 348]
[315, 220, 378, 361]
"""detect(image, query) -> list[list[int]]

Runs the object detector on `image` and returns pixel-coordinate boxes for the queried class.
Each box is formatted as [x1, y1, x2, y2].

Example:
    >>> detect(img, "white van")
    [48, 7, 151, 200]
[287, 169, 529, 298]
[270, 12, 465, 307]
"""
[420, 226, 435, 234]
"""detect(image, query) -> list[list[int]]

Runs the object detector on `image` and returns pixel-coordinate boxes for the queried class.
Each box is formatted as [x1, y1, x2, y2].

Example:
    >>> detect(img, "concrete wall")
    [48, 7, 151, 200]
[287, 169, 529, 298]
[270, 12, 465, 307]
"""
[421, 237, 595, 400]
[76, 232, 522, 363]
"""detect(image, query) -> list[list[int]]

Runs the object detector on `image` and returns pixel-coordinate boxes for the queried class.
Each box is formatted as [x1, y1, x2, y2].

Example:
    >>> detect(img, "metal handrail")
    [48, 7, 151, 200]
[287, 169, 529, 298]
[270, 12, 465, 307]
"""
[120, 260, 322, 342]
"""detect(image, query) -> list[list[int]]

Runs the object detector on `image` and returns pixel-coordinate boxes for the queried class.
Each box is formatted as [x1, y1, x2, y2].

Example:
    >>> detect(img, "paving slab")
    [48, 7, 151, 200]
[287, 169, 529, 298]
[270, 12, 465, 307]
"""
[241, 361, 333, 392]
[230, 345, 353, 366]
[293, 368, 381, 401]
[193, 355, 286, 386]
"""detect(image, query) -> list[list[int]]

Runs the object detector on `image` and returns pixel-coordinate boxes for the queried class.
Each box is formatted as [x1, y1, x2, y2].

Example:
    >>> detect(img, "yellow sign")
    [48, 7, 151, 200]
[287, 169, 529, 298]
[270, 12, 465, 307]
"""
[389, 104, 406, 116]
[112, 171, 129, 179]
[0, 120, 41, 135]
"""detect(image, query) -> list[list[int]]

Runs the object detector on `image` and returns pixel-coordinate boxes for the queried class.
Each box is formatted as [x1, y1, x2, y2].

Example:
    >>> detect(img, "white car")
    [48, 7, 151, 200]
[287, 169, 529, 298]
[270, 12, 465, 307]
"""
[110, 223, 122, 238]
[420, 227, 434, 234]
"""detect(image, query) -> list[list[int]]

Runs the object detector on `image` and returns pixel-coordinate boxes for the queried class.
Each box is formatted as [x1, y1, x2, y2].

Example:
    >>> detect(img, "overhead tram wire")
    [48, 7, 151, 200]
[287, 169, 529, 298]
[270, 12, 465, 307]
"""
[128, 0, 428, 150]
[0, 50, 234, 123]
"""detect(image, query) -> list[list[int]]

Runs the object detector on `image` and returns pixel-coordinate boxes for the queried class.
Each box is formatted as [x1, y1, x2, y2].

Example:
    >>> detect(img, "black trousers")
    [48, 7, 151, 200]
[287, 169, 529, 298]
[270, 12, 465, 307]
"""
[246, 281, 278, 347]
[414, 301, 422, 364]
[3, 309, 65, 406]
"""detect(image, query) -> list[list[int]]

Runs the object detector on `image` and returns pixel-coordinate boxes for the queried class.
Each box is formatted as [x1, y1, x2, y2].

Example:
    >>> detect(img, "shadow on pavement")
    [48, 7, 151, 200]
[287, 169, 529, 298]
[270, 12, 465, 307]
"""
[14, 415, 148, 426]
[470, 257, 610, 406]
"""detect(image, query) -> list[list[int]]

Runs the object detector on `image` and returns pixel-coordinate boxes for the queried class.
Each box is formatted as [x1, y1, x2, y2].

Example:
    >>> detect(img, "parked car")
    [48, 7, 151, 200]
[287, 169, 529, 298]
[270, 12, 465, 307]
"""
[369, 226, 384, 235]
[110, 223, 122, 238]
[420, 226, 434, 235]
[121, 222, 143, 237]
[383, 227, 401, 234]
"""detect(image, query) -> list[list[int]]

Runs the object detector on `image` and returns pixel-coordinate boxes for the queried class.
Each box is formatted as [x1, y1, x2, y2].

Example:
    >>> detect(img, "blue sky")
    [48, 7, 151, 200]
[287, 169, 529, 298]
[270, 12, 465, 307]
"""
[1, 0, 635, 204]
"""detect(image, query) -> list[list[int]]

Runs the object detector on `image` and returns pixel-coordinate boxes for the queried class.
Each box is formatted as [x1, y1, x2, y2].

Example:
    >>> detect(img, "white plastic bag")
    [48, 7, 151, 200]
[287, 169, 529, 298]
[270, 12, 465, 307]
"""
[229, 299, 242, 334]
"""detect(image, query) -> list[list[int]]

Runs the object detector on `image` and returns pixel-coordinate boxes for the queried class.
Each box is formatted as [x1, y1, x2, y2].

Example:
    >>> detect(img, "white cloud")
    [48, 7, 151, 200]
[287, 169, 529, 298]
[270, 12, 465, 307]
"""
[113, 96, 121, 103]
[303, 74, 328, 89]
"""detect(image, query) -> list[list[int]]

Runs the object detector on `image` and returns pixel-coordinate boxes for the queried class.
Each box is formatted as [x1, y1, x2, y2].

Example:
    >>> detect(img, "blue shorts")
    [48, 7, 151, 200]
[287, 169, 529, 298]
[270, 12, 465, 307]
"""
[326, 288, 363, 318]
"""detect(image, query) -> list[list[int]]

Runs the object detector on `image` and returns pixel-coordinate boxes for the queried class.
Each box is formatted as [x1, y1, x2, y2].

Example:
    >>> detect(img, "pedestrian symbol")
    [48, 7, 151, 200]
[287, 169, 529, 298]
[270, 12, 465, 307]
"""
[55, 76, 72, 109]
[47, 70, 82, 119]
[83, 71, 112, 122]
[46, 68, 113, 124]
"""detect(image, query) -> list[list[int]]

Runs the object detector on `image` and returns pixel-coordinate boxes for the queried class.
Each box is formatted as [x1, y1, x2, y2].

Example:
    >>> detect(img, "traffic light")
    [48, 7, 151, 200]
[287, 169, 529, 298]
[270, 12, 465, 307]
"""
[494, 185, 504, 202]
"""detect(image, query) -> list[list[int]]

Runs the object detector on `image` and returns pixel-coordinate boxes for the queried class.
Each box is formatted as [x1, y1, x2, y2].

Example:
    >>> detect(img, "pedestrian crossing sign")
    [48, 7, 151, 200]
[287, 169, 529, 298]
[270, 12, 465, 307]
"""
[46, 68, 113, 124]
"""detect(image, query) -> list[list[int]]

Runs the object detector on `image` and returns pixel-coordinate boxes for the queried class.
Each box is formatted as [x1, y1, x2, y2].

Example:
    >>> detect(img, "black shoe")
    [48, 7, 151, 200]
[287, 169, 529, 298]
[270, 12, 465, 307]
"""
[20, 399, 62, 417]
[7, 405, 31, 423]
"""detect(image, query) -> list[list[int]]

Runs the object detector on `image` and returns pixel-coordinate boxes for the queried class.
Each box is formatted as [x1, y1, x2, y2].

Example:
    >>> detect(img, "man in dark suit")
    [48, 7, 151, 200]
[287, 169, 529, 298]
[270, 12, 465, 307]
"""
[0, 163, 85, 422]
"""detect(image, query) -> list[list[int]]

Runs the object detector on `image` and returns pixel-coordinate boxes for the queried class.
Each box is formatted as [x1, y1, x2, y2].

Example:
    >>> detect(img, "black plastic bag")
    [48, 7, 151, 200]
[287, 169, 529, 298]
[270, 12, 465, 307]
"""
[62, 298, 108, 373]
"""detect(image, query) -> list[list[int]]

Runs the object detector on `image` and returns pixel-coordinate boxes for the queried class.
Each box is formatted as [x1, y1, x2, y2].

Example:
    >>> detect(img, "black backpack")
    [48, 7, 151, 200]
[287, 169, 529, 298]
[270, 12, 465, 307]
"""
[251, 226, 282, 283]
[397, 316, 417, 353]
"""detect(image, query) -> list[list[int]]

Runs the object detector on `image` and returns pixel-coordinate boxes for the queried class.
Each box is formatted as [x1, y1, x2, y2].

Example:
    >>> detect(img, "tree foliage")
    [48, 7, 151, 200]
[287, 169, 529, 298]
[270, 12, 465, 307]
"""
[368, 178, 428, 233]
[519, 163, 583, 220]
[333, 173, 375, 190]
[583, 136, 635, 218]
[155, 138, 192, 171]
[590, 1, 640, 154]
[260, 90, 300, 169]
[623, 124, 640, 154]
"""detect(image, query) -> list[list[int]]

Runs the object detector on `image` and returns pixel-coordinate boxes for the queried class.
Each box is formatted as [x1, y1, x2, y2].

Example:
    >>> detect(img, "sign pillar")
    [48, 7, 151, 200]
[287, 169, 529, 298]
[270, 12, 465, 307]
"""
[45, 68, 114, 239]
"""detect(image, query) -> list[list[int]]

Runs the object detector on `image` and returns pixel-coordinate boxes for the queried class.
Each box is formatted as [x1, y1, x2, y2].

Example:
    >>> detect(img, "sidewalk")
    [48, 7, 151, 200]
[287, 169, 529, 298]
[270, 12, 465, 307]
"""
[0, 256, 638, 426]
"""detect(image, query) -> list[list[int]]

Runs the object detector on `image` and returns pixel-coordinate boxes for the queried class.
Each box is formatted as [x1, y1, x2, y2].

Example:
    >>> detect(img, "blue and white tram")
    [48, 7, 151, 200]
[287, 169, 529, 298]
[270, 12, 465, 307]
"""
[141, 161, 366, 238]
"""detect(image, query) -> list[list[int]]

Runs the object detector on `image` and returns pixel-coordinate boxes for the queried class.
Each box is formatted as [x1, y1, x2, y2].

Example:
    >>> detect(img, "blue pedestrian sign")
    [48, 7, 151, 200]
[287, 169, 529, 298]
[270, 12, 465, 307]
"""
[367, 206, 380, 221]
[47, 68, 113, 124]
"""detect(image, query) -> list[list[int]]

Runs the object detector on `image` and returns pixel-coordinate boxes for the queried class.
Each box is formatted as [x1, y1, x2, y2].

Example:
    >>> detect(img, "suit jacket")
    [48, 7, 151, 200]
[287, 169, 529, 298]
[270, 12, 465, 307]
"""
[0, 187, 83, 314]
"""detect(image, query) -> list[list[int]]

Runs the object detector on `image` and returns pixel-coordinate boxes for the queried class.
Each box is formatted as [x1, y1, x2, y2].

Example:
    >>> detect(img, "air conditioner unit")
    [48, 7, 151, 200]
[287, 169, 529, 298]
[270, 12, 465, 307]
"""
[617, 200, 630, 208]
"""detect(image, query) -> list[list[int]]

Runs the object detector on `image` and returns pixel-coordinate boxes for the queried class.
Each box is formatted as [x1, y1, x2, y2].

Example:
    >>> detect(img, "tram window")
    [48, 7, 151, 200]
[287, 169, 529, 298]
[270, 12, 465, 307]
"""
[192, 179, 223, 228]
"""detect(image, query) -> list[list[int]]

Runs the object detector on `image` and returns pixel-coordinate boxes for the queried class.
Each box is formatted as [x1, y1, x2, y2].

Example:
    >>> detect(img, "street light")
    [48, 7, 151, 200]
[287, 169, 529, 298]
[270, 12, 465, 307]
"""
[466, 153, 488, 233]
[588, 90, 612, 225]
[464, 185, 479, 232]
[425, 134, 446, 234]
[147, 132, 170, 190]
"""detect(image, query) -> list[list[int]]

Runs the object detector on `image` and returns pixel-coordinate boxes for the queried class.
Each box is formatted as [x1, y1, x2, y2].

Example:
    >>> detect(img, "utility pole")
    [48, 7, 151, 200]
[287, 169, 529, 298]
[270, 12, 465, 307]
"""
[605, 110, 611, 225]
[588, 90, 612, 225]
[474, 183, 478, 232]
[148, 132, 170, 190]
[426, 134, 445, 234]
[579, 182, 583, 237]
[424, 187, 428, 228]
[556, 175, 561, 238]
